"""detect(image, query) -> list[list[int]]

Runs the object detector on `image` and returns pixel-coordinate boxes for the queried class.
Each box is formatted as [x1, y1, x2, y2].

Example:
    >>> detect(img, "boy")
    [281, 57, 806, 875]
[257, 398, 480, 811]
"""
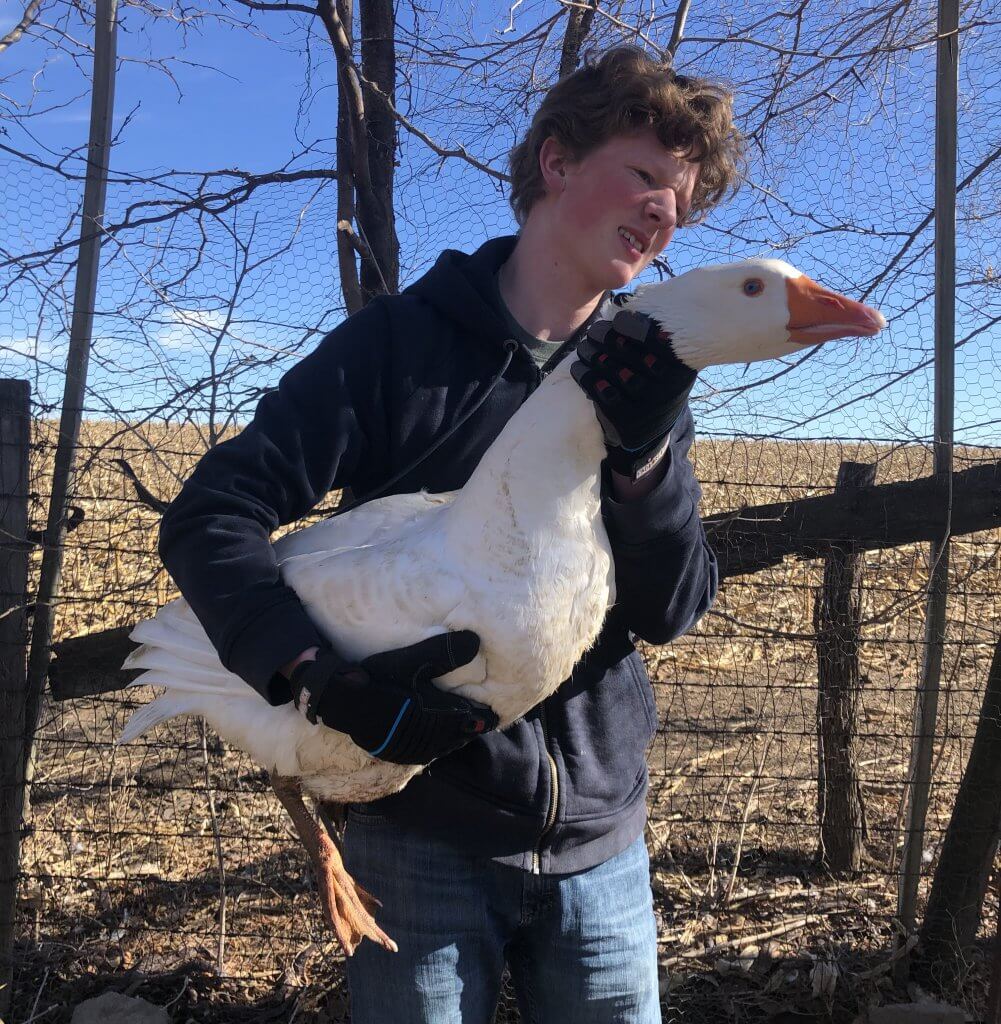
[160, 45, 742, 1023]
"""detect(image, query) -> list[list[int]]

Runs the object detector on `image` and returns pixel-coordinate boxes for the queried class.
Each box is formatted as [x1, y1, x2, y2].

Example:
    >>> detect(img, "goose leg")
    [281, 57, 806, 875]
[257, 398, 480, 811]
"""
[269, 773, 397, 955]
[317, 800, 347, 839]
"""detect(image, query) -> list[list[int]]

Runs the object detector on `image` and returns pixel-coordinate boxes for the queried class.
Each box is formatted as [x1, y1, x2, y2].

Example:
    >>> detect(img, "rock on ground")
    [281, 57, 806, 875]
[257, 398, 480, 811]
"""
[869, 1001, 966, 1024]
[71, 991, 169, 1024]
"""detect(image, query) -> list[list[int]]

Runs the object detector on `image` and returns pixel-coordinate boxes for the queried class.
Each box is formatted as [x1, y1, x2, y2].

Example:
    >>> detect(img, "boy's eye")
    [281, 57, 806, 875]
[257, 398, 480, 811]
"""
[632, 168, 654, 185]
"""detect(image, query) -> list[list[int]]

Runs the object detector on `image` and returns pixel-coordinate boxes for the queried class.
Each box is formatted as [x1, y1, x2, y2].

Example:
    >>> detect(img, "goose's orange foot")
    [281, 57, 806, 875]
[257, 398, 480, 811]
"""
[269, 774, 397, 955]
[313, 826, 397, 955]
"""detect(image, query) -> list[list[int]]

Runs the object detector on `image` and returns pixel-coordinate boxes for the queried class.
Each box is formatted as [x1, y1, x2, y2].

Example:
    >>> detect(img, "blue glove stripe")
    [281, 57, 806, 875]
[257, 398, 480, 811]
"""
[367, 698, 412, 756]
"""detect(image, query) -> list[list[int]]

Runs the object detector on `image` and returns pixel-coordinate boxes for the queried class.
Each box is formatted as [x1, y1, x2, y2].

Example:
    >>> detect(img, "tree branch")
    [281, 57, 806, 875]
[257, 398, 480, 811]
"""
[708, 459, 1001, 579]
[333, 0, 362, 314]
[316, 0, 372, 194]
[0, 0, 43, 53]
[666, 0, 691, 59]
[358, 72, 510, 182]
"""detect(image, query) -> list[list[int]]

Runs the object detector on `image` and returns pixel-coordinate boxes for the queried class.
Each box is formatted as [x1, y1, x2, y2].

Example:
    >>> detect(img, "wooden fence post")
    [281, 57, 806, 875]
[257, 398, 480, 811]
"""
[814, 460, 875, 872]
[0, 379, 31, 1019]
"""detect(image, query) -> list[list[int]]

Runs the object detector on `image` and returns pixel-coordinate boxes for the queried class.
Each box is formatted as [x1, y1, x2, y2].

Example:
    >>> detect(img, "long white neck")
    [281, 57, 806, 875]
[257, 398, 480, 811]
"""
[446, 357, 608, 559]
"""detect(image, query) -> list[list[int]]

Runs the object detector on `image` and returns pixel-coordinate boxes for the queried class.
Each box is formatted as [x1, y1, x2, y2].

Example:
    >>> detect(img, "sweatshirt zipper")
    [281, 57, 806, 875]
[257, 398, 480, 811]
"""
[528, 325, 592, 874]
[532, 701, 559, 874]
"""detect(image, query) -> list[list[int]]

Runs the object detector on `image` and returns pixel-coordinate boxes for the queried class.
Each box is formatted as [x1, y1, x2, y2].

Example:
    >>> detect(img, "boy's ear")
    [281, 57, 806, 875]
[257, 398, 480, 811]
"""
[538, 136, 571, 195]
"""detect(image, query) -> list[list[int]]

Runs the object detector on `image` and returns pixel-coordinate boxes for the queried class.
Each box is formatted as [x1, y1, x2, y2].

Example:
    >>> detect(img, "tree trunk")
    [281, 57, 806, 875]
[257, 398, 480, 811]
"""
[814, 461, 873, 871]
[319, 0, 396, 306]
[919, 631, 1001, 985]
[558, 0, 597, 79]
[357, 0, 398, 301]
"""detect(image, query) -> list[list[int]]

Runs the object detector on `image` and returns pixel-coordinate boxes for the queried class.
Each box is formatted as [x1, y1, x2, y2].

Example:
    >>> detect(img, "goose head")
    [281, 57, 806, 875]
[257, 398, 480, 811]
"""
[616, 258, 886, 370]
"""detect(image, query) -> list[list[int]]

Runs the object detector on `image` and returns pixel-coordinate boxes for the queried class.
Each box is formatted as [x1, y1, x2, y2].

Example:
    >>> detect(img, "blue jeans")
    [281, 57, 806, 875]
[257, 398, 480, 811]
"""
[342, 810, 661, 1024]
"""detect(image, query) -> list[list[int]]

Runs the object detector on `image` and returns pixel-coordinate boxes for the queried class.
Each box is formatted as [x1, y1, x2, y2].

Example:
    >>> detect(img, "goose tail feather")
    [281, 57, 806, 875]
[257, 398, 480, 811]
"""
[120, 599, 260, 742]
[119, 693, 202, 744]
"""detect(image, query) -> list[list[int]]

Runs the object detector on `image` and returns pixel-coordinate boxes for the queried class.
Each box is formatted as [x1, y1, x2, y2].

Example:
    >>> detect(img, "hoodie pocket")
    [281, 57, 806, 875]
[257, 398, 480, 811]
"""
[626, 652, 659, 738]
[555, 650, 658, 821]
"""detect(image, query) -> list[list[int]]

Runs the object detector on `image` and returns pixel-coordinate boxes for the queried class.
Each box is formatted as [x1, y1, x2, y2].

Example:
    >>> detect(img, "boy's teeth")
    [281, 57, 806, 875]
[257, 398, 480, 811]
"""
[619, 228, 642, 252]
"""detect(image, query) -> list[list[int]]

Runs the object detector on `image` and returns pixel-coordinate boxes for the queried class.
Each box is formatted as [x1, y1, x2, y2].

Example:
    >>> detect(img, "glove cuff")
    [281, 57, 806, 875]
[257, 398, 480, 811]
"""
[289, 644, 352, 725]
[603, 431, 673, 482]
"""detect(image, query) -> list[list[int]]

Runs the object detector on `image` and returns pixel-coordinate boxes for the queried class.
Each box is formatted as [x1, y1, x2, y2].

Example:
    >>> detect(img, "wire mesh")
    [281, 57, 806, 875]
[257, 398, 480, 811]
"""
[2, 1, 1000, 1020]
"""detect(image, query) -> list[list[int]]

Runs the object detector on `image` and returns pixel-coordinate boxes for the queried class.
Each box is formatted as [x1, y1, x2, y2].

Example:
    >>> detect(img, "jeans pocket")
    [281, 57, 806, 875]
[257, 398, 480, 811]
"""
[346, 804, 393, 827]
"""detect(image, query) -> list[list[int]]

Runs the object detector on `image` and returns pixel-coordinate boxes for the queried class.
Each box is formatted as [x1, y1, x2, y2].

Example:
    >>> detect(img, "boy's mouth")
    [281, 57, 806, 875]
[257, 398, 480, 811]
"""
[618, 227, 648, 259]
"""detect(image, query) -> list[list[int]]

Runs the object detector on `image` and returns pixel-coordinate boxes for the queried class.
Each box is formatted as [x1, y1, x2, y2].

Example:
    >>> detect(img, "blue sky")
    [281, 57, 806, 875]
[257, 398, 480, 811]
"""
[1, 2, 998, 444]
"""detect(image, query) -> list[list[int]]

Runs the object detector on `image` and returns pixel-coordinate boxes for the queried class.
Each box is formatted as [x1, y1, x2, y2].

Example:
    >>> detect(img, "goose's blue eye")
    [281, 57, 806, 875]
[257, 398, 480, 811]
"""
[743, 278, 764, 296]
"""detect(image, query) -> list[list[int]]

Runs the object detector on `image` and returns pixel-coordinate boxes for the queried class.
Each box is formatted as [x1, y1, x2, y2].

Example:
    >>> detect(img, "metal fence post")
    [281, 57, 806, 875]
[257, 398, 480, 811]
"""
[0, 379, 31, 1019]
[22, 0, 119, 799]
[896, 0, 959, 961]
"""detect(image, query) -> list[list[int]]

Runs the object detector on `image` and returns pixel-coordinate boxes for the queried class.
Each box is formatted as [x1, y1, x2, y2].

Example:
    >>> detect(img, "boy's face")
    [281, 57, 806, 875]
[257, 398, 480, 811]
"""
[542, 128, 700, 293]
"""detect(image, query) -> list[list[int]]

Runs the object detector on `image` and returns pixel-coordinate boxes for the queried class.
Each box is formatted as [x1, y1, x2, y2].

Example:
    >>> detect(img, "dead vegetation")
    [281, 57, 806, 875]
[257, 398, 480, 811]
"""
[8, 423, 1001, 1021]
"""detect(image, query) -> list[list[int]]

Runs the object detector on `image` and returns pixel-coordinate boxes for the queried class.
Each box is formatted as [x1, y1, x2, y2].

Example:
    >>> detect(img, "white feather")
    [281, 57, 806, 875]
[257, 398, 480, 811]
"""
[119, 694, 204, 745]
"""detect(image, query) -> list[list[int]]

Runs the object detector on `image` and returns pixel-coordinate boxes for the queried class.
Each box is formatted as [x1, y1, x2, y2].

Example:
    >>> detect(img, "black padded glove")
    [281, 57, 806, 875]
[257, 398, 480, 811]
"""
[571, 306, 697, 481]
[288, 631, 498, 765]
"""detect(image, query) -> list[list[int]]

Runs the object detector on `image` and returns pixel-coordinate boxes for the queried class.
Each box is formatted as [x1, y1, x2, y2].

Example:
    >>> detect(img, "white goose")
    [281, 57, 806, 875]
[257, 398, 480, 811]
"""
[119, 258, 885, 954]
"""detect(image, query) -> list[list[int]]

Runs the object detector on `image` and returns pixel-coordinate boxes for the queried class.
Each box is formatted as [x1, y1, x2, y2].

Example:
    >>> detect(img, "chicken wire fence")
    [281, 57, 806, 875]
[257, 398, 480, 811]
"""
[2, 2, 1001, 1020]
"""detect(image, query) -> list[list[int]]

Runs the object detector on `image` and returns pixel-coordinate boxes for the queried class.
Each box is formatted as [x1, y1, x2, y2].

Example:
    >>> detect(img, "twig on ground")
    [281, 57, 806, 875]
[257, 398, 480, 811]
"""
[725, 734, 774, 904]
[26, 967, 49, 1022]
[20, 1005, 57, 1024]
[662, 910, 852, 961]
[200, 720, 228, 976]
[726, 877, 888, 911]
[855, 933, 918, 979]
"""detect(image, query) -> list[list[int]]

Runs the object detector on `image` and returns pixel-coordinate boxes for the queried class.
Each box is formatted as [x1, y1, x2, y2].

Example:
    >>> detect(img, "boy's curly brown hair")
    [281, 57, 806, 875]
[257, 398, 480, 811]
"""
[509, 45, 744, 227]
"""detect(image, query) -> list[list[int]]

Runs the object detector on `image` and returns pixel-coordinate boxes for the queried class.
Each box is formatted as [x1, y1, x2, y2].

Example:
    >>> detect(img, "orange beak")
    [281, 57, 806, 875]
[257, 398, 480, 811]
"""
[785, 275, 886, 345]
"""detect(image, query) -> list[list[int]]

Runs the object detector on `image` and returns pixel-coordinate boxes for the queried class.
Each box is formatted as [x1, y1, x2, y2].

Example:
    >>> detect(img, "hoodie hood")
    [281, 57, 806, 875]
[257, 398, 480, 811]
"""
[404, 235, 610, 360]
[403, 235, 522, 349]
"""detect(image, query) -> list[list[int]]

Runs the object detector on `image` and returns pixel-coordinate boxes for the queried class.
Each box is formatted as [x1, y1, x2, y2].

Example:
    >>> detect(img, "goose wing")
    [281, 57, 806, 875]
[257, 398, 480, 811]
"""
[274, 490, 456, 561]
[280, 506, 479, 676]
[120, 490, 465, 774]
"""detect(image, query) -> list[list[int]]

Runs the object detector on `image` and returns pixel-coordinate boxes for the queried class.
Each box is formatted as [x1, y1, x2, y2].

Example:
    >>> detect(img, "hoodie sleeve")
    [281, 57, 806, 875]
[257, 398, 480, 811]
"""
[157, 300, 392, 704]
[600, 405, 718, 645]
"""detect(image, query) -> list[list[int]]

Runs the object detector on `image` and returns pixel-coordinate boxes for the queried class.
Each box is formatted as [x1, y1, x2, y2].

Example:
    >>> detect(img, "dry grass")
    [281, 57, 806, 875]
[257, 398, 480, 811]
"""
[9, 423, 1001, 1021]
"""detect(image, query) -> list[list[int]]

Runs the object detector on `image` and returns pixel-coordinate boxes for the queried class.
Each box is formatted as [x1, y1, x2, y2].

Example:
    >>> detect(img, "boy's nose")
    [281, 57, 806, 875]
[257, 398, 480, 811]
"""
[644, 191, 677, 230]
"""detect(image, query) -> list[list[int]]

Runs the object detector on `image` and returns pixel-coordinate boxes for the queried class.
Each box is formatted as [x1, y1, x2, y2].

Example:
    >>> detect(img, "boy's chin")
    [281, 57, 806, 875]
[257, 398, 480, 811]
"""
[605, 260, 641, 290]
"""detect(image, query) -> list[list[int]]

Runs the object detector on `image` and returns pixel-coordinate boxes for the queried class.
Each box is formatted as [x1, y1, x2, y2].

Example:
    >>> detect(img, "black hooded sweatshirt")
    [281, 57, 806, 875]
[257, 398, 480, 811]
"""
[158, 235, 718, 873]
